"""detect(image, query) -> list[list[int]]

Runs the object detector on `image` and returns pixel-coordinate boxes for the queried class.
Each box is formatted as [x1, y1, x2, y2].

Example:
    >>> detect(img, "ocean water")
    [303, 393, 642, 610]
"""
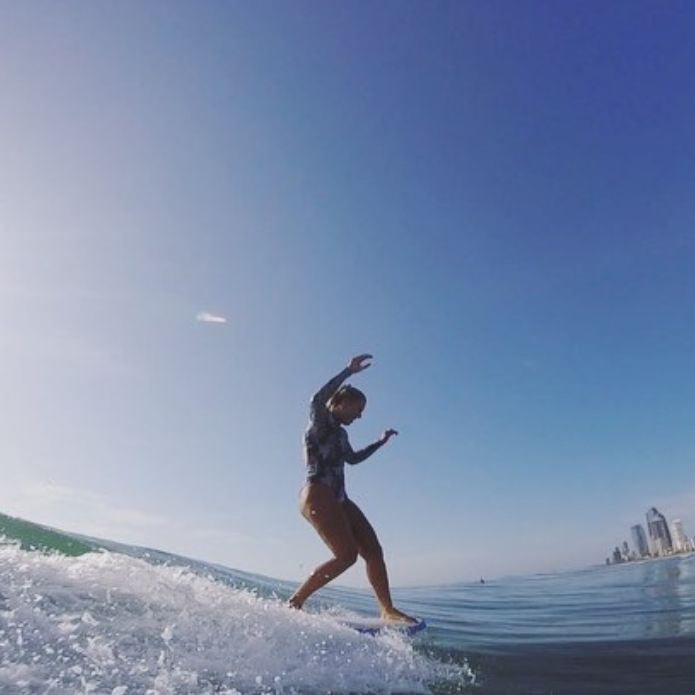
[1, 512, 694, 694]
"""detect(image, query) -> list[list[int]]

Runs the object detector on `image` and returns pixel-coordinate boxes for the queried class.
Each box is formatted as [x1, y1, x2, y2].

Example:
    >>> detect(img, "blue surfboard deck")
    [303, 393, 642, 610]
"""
[339, 617, 427, 637]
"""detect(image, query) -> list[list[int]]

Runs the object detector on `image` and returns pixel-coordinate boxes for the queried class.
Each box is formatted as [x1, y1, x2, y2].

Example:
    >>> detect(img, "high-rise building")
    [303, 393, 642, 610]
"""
[612, 546, 623, 564]
[631, 524, 650, 557]
[646, 507, 673, 556]
[672, 519, 690, 552]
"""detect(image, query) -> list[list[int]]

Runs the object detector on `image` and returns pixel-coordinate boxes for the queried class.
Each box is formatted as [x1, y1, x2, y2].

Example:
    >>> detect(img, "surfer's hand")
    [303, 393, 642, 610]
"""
[380, 429, 398, 444]
[348, 354, 373, 374]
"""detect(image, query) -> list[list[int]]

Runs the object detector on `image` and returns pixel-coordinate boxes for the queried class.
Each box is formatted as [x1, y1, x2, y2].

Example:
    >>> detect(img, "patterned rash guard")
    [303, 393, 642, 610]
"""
[304, 368, 385, 502]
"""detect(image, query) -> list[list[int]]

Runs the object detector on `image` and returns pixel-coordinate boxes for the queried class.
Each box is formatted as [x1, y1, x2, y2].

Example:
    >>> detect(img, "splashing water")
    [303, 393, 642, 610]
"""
[0, 539, 474, 693]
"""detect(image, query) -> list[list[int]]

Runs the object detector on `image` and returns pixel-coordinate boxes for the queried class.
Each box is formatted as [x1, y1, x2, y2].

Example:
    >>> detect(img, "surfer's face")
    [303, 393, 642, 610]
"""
[332, 398, 365, 426]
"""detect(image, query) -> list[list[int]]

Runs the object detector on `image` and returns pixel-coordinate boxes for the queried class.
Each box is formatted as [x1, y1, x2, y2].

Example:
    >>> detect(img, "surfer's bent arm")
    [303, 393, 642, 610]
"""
[310, 367, 352, 423]
[345, 440, 385, 465]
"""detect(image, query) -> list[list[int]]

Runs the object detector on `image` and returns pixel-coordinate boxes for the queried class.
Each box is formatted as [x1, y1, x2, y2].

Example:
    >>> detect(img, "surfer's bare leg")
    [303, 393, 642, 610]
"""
[289, 483, 358, 609]
[343, 499, 416, 623]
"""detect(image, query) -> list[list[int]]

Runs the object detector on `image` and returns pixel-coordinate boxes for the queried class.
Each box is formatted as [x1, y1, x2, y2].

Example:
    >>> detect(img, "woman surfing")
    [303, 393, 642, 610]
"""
[289, 354, 416, 624]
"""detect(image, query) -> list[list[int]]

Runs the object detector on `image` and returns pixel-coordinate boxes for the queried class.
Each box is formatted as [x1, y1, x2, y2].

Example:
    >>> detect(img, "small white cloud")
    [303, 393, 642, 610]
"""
[196, 311, 227, 324]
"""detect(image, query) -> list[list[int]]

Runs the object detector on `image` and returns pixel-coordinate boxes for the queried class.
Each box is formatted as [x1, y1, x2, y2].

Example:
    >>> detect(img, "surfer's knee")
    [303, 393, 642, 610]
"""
[335, 546, 358, 568]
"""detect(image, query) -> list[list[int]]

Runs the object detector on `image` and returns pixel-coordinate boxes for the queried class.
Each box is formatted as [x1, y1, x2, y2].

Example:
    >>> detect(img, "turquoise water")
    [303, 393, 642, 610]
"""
[1, 511, 694, 693]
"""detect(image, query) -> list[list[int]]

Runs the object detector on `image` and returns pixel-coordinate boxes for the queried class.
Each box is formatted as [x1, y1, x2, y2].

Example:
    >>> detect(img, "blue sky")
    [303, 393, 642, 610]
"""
[1, 1, 695, 586]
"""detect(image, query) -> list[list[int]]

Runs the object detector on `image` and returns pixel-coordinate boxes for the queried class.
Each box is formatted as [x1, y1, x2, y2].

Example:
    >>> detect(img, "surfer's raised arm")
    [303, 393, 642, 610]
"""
[345, 429, 399, 465]
[309, 368, 351, 423]
[309, 354, 372, 423]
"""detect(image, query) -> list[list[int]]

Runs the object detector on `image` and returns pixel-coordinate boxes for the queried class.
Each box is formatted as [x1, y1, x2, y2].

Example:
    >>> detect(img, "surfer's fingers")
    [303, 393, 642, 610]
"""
[349, 354, 373, 372]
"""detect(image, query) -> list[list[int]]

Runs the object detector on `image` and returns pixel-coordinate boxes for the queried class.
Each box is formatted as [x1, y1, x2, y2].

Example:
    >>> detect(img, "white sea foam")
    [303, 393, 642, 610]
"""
[0, 541, 473, 693]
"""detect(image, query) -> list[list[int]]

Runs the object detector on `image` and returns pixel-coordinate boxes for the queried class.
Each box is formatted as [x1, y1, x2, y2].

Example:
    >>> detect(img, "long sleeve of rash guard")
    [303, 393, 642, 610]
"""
[344, 439, 385, 465]
[309, 367, 352, 424]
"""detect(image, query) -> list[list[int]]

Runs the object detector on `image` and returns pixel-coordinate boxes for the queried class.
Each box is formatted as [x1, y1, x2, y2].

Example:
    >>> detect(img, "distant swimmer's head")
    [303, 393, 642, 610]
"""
[328, 385, 366, 425]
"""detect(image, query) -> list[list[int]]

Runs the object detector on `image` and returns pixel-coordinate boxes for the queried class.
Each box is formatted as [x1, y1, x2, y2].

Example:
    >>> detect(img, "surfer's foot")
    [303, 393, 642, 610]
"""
[288, 597, 303, 611]
[380, 607, 417, 624]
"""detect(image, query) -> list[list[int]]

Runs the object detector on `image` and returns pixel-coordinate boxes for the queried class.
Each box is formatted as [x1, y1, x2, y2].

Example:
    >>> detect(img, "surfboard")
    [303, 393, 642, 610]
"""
[338, 617, 427, 637]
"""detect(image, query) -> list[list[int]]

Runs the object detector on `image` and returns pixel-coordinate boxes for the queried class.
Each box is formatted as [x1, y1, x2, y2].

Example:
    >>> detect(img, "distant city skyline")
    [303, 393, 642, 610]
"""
[607, 507, 693, 565]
